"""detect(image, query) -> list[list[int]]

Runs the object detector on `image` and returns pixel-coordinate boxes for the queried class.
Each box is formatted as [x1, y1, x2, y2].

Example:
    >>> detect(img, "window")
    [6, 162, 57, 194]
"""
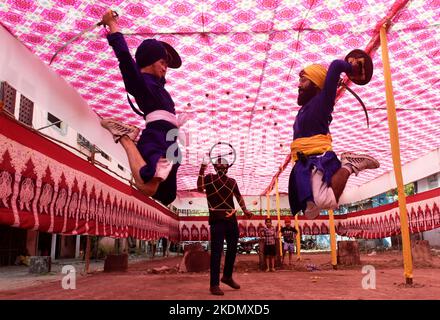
[18, 94, 34, 126]
[77, 134, 111, 161]
[47, 113, 62, 129]
[427, 174, 439, 190]
[77, 133, 94, 152]
[117, 164, 125, 172]
[1, 82, 16, 115]
[100, 151, 110, 161]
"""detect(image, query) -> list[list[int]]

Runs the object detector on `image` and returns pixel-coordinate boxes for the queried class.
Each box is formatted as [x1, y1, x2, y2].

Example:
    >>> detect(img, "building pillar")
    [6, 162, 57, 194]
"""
[85, 236, 91, 273]
[123, 239, 128, 253]
[75, 235, 81, 258]
[50, 234, 57, 260]
[26, 230, 38, 256]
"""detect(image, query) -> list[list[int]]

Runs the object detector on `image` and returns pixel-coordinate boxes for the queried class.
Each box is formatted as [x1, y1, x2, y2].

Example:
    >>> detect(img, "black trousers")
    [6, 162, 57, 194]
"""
[209, 220, 239, 287]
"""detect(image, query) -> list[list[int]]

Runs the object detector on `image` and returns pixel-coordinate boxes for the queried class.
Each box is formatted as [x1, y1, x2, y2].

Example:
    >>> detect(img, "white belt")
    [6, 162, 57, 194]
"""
[145, 110, 178, 127]
[145, 110, 190, 145]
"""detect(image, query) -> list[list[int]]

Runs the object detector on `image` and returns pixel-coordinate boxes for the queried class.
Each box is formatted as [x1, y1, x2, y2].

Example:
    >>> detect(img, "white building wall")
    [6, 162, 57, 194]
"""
[423, 229, 440, 247]
[0, 25, 132, 171]
[417, 174, 440, 193]
[11, 94, 133, 184]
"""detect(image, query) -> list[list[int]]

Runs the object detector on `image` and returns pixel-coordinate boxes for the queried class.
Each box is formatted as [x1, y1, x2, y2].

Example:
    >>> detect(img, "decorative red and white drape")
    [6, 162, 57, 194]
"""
[179, 188, 440, 240]
[0, 115, 179, 241]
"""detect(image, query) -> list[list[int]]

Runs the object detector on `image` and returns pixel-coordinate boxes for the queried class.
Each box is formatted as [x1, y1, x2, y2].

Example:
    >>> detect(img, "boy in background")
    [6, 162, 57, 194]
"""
[260, 217, 277, 272]
[281, 217, 298, 265]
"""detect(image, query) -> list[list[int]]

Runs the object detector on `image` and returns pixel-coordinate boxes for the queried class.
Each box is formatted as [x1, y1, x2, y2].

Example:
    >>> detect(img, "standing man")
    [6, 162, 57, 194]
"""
[100, 9, 183, 205]
[197, 157, 253, 296]
[289, 54, 380, 219]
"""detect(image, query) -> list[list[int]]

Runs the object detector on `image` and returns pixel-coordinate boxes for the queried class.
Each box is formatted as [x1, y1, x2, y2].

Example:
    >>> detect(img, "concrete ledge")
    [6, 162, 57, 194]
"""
[337, 241, 361, 265]
[29, 256, 51, 274]
[104, 254, 128, 272]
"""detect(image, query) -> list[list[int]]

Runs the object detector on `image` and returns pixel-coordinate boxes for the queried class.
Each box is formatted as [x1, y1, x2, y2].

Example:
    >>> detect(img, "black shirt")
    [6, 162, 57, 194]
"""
[203, 174, 241, 225]
[281, 225, 297, 243]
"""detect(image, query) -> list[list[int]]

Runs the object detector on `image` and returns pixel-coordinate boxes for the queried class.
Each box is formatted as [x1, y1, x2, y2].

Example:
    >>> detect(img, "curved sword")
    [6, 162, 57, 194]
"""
[339, 81, 370, 128]
[50, 22, 102, 65]
[49, 12, 118, 65]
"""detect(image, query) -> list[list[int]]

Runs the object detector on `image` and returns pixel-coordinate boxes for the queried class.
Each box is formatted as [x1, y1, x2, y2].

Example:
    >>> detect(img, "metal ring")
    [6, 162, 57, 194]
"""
[209, 142, 236, 168]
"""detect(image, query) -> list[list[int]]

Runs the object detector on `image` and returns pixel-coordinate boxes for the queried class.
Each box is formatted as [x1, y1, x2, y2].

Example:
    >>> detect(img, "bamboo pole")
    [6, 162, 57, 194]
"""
[328, 209, 337, 269]
[294, 214, 301, 260]
[380, 23, 413, 284]
[266, 193, 270, 218]
[275, 178, 283, 257]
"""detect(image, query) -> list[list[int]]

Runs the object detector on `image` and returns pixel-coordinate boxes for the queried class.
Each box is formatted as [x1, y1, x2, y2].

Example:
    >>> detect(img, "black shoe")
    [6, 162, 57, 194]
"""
[221, 277, 240, 289]
[210, 286, 224, 296]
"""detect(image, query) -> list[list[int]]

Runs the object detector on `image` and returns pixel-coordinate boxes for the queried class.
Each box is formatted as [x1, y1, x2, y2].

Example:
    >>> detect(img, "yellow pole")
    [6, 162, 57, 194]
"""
[380, 24, 413, 284]
[294, 214, 301, 260]
[275, 178, 283, 257]
[328, 209, 337, 269]
[266, 193, 270, 218]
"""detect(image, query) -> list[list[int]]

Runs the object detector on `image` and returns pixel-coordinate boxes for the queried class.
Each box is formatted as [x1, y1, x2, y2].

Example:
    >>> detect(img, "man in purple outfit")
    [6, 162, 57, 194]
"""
[100, 10, 182, 205]
[289, 57, 380, 219]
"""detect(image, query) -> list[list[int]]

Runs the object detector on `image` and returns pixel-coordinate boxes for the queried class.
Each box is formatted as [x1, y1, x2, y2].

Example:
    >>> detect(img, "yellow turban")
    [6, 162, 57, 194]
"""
[303, 64, 327, 90]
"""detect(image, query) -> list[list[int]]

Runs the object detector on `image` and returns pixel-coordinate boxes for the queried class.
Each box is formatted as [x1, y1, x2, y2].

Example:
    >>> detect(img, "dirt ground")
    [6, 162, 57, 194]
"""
[1, 250, 439, 300]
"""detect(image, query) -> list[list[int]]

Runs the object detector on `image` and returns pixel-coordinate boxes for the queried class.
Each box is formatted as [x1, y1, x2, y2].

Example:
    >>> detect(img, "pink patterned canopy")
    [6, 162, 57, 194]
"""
[1, 0, 439, 195]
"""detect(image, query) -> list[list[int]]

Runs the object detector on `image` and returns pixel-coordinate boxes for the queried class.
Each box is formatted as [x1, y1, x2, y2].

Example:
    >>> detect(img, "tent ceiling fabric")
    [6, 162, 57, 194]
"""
[1, 0, 439, 196]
